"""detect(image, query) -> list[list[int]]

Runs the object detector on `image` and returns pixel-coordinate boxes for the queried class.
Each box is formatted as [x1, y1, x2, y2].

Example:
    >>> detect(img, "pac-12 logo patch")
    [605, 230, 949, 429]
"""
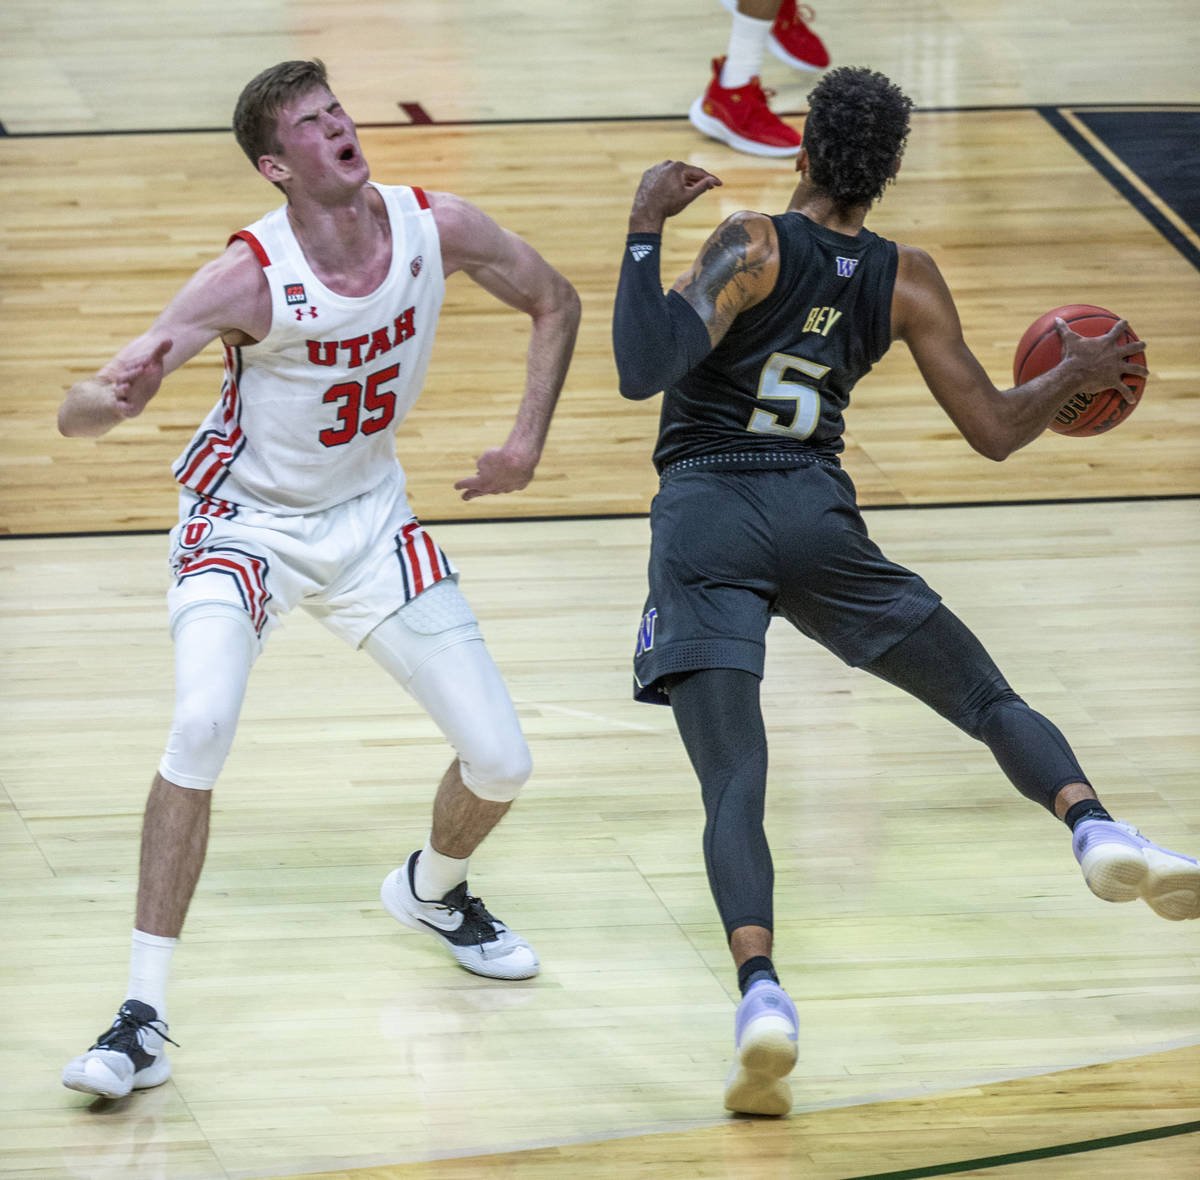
[284, 282, 308, 305]
[410, 255, 423, 277]
[835, 256, 858, 278]
[635, 607, 658, 656]
[179, 517, 214, 549]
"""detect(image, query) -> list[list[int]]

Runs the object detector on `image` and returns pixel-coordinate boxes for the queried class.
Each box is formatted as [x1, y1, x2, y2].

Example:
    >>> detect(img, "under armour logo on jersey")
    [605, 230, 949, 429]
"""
[295, 306, 319, 320]
[835, 256, 858, 277]
[628, 243, 654, 262]
[635, 607, 658, 656]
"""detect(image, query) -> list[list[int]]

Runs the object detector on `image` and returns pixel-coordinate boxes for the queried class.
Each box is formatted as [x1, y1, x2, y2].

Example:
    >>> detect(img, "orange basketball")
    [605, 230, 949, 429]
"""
[1012, 304, 1145, 436]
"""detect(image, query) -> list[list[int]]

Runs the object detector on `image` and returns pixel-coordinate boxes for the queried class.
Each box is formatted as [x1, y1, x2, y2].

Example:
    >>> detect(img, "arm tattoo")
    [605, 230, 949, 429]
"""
[677, 219, 767, 342]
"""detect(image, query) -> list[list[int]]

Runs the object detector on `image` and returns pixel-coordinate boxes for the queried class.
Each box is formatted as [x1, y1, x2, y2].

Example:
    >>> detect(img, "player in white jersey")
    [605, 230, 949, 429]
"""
[56, 59, 581, 1101]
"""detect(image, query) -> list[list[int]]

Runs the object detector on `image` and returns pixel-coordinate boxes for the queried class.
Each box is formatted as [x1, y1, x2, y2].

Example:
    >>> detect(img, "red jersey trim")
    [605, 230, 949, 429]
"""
[411, 186, 430, 210]
[228, 229, 270, 267]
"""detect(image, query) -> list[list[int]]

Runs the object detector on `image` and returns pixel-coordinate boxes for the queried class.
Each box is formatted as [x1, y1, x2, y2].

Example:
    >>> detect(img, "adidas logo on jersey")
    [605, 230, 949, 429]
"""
[629, 243, 655, 262]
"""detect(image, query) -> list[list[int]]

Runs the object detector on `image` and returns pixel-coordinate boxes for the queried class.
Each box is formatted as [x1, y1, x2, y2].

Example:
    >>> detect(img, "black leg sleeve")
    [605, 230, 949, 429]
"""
[863, 605, 1090, 811]
[667, 668, 775, 937]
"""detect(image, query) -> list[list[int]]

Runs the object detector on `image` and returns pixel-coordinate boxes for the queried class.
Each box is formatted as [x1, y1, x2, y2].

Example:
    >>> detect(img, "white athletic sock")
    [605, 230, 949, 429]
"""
[722, 12, 772, 88]
[126, 929, 177, 1022]
[414, 839, 469, 901]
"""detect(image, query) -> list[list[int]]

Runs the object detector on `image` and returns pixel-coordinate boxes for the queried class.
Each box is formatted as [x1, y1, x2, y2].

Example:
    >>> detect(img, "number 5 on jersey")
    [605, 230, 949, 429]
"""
[746, 352, 830, 442]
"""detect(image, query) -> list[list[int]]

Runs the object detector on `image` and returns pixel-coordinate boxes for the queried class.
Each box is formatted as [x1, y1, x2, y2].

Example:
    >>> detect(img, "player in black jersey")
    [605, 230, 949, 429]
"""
[612, 67, 1199, 1117]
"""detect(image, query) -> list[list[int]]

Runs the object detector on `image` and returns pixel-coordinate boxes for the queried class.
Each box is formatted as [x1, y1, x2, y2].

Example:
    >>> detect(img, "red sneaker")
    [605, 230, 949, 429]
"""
[688, 57, 802, 157]
[769, 0, 830, 71]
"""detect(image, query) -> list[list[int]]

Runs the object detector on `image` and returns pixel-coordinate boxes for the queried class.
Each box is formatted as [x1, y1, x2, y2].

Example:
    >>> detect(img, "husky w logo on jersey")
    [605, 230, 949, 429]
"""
[284, 282, 307, 305]
[635, 607, 658, 655]
[835, 256, 858, 278]
[629, 243, 654, 262]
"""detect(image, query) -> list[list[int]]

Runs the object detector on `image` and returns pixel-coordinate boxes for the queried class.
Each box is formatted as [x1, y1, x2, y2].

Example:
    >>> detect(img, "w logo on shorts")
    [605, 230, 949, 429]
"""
[635, 607, 658, 656]
[394, 521, 457, 600]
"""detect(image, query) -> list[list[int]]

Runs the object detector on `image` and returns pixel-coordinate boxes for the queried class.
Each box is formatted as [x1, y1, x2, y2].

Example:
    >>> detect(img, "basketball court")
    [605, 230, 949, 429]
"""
[2, 2, 1198, 1177]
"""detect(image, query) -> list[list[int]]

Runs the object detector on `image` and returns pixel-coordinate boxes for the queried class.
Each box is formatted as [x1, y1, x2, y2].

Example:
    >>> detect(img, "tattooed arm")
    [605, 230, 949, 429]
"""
[670, 211, 779, 349]
[613, 160, 778, 399]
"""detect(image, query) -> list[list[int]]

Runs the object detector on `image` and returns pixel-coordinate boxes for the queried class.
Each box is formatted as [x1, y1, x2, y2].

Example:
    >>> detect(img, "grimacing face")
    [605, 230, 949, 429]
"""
[260, 87, 369, 195]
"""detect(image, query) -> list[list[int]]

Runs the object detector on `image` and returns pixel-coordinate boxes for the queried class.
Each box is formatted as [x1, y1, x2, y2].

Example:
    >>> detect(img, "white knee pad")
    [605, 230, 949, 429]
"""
[158, 603, 256, 790]
[365, 590, 532, 803]
[457, 727, 533, 803]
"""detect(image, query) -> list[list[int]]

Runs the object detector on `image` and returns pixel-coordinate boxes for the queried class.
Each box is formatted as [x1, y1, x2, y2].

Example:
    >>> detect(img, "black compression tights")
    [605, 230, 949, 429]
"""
[863, 604, 1090, 810]
[666, 606, 1089, 940]
[667, 668, 774, 939]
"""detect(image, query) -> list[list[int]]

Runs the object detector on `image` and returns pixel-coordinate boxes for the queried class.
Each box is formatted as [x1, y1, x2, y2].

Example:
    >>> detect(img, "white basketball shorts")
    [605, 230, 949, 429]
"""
[165, 470, 459, 649]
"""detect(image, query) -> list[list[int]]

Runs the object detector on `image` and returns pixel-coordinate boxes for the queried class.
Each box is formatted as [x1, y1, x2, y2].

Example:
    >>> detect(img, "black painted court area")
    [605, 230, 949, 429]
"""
[1077, 109, 1200, 236]
[1043, 106, 1200, 271]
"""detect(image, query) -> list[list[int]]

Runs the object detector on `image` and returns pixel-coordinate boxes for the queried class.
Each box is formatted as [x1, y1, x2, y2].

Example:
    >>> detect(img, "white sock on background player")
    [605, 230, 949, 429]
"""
[722, 11, 773, 88]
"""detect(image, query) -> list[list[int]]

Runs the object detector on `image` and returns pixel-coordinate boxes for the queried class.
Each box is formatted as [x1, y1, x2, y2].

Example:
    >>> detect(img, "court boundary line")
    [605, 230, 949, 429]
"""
[2, 101, 1197, 139]
[844, 1119, 1200, 1180]
[2, 493, 1196, 543]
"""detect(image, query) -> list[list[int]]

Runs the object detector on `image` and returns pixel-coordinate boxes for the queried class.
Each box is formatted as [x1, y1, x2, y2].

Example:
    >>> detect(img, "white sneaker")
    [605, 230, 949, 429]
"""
[1073, 819, 1200, 920]
[724, 980, 799, 1116]
[381, 851, 539, 980]
[62, 1000, 174, 1099]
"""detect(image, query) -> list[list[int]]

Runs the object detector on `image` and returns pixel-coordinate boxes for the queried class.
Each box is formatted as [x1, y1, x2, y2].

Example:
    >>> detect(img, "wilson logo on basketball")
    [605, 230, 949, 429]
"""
[1054, 391, 1096, 427]
[180, 517, 214, 549]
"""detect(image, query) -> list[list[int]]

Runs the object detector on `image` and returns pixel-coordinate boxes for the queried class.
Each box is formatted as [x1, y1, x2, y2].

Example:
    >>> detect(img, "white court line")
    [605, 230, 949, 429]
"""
[514, 699, 664, 734]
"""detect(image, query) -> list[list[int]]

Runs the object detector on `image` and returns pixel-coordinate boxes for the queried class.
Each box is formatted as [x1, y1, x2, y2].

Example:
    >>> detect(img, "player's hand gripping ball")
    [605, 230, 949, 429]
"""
[1013, 304, 1146, 436]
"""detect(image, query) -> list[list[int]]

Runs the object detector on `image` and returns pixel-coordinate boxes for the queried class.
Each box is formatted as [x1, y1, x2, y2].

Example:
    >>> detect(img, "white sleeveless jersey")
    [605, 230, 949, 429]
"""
[173, 184, 445, 514]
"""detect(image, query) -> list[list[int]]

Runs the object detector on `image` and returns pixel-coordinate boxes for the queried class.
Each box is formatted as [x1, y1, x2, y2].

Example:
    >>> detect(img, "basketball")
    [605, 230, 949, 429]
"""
[1012, 304, 1146, 436]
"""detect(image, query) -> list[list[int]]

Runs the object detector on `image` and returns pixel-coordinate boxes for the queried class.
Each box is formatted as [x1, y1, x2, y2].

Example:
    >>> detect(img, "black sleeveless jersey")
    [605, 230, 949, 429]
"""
[652, 212, 898, 472]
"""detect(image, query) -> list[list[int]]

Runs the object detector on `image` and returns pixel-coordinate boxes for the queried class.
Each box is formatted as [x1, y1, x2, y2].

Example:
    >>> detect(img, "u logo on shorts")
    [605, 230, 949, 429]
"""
[180, 517, 214, 549]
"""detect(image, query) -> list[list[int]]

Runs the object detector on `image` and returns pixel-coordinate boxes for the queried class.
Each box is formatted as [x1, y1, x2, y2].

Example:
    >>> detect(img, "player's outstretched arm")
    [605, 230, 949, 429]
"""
[428, 191, 581, 501]
[57, 241, 271, 438]
[893, 245, 1147, 460]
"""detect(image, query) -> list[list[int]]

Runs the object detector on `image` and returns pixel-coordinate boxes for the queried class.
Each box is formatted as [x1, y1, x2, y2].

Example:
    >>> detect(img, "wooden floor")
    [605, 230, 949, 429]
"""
[2, 1, 1199, 1177]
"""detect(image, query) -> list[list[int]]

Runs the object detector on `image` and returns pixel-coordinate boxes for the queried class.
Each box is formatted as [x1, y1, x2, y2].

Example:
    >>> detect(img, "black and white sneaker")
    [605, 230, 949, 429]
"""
[380, 851, 539, 980]
[62, 1000, 175, 1099]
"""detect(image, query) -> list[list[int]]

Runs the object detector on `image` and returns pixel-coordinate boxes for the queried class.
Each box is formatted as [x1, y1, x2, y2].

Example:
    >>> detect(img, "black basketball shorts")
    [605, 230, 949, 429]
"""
[633, 464, 942, 704]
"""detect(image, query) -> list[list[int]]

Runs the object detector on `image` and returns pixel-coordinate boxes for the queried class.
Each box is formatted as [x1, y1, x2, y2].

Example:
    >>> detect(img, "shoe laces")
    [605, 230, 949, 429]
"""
[782, 2, 817, 25]
[92, 1004, 180, 1053]
[441, 883, 505, 946]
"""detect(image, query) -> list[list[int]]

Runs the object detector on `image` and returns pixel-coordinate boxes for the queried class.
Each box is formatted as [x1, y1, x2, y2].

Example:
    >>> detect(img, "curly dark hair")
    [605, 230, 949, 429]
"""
[232, 59, 330, 168]
[802, 67, 913, 210]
